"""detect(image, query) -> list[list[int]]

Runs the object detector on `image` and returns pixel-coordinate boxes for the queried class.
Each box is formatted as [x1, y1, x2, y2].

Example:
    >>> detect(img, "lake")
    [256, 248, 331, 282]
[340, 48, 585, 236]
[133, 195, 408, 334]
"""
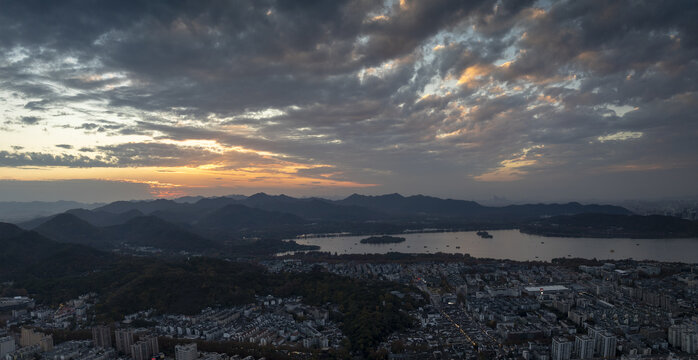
[285, 230, 698, 263]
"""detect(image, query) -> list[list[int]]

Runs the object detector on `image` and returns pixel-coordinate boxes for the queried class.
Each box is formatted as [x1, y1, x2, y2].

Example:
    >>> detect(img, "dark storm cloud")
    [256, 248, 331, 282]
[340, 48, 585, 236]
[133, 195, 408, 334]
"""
[1, 142, 274, 169]
[94, 142, 221, 167]
[65, 121, 127, 133]
[0, 0, 697, 200]
[23, 99, 51, 110]
[88, 141, 288, 169]
[358, 0, 488, 62]
[0, 150, 113, 167]
[19, 116, 41, 125]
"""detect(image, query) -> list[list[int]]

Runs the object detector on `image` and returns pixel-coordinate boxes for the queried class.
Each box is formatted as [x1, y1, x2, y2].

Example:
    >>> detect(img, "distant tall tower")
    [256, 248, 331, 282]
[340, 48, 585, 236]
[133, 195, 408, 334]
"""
[456, 285, 467, 305]
[92, 326, 112, 348]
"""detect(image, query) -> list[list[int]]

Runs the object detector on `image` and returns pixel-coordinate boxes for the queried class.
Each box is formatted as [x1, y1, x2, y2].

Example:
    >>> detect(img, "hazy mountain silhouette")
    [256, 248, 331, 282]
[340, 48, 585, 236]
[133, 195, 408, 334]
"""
[94, 198, 185, 214]
[66, 208, 145, 226]
[336, 193, 484, 217]
[22, 193, 635, 228]
[18, 208, 144, 230]
[238, 193, 386, 221]
[335, 194, 631, 220]
[0, 200, 101, 222]
[34, 213, 104, 248]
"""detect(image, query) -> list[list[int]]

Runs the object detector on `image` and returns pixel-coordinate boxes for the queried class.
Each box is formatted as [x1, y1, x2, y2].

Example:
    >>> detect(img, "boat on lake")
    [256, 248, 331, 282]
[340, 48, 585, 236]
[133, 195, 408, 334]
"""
[476, 231, 493, 239]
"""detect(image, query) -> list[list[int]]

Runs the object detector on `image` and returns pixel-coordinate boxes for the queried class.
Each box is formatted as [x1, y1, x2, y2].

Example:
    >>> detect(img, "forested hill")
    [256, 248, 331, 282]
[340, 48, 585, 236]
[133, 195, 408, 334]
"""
[520, 213, 698, 238]
[0, 222, 422, 356]
[0, 222, 112, 279]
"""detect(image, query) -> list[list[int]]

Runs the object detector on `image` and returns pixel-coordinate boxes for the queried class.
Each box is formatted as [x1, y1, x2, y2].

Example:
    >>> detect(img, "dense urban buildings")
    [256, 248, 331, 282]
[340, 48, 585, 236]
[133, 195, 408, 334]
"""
[2, 254, 697, 359]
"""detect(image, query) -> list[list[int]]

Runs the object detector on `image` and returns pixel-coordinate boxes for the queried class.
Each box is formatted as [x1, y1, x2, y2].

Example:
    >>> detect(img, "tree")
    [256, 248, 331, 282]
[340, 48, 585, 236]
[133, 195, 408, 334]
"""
[390, 340, 405, 354]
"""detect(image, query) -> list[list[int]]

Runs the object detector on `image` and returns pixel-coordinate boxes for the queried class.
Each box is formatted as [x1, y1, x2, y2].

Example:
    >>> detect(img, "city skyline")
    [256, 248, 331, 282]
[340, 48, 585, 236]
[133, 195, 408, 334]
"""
[1, 0, 697, 202]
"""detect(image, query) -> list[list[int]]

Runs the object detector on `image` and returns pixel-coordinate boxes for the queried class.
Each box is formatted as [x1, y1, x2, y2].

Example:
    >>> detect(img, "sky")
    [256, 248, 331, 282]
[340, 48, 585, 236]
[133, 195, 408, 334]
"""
[1, 0, 697, 203]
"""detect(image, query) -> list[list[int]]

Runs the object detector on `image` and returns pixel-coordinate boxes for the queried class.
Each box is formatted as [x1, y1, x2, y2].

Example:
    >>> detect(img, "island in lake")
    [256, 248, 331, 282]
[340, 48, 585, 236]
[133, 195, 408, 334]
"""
[360, 235, 406, 244]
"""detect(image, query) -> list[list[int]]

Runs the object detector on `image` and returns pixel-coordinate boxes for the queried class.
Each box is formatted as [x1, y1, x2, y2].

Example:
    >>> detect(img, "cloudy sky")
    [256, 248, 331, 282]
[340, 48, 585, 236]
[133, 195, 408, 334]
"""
[1, 0, 697, 202]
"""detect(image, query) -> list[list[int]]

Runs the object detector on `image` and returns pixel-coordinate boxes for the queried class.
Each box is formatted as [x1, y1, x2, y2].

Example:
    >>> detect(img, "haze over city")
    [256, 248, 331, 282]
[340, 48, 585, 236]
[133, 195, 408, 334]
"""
[1, 0, 697, 203]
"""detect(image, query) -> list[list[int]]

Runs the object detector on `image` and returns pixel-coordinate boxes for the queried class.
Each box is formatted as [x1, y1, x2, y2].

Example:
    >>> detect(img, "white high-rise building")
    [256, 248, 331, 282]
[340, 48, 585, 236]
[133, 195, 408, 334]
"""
[92, 326, 112, 348]
[0, 336, 16, 359]
[575, 334, 594, 359]
[669, 324, 685, 347]
[115, 329, 135, 355]
[599, 332, 617, 359]
[130, 335, 159, 360]
[20, 328, 53, 352]
[175, 343, 198, 360]
[587, 325, 603, 354]
[682, 330, 698, 354]
[551, 337, 572, 360]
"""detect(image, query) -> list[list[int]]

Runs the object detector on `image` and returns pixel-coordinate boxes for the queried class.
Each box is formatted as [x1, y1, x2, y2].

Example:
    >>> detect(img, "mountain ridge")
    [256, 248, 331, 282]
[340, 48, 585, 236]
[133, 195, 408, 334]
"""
[17, 193, 634, 231]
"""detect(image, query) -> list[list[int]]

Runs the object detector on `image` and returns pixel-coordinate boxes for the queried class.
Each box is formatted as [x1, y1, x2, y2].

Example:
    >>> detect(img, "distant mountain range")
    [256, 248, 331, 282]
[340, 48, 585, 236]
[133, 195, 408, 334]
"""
[82, 192, 633, 223]
[335, 193, 631, 220]
[0, 200, 102, 222]
[5, 192, 643, 254]
[1, 193, 696, 294]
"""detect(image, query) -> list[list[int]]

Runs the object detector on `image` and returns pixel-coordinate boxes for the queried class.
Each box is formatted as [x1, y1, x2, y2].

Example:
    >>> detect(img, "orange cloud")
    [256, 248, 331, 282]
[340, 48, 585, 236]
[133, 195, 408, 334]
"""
[473, 145, 544, 182]
[457, 64, 494, 88]
[0, 161, 377, 198]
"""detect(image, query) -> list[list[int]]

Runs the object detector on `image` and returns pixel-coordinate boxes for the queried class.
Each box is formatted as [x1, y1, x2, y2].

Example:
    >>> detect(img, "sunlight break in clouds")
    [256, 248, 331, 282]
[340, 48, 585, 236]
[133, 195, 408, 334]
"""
[474, 145, 545, 182]
[597, 132, 644, 143]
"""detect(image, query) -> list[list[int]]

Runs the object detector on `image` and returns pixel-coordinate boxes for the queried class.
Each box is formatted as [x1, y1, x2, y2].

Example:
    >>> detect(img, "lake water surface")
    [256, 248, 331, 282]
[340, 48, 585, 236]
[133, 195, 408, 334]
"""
[287, 230, 698, 263]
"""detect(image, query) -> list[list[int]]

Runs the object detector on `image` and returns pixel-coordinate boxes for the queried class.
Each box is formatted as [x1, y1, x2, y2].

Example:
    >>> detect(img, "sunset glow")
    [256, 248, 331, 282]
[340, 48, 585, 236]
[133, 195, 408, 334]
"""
[0, 0, 696, 202]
